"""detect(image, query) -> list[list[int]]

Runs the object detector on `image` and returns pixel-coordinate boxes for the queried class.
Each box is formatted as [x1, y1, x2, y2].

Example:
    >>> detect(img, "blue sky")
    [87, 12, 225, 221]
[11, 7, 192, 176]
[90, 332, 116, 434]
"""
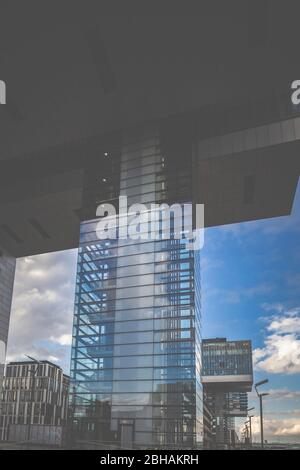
[7, 179, 300, 442]
[201, 179, 300, 441]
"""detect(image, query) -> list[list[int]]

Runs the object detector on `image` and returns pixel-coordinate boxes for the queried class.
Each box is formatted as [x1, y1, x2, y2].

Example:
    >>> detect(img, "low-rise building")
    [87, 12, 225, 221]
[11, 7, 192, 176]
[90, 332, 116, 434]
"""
[0, 360, 69, 441]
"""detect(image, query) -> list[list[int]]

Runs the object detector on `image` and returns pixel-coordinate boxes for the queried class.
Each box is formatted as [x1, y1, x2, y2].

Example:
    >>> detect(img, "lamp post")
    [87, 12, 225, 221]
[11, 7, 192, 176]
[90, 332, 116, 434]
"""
[244, 421, 249, 447]
[255, 379, 269, 449]
[247, 415, 254, 446]
[25, 355, 41, 445]
[247, 407, 255, 446]
[241, 429, 246, 448]
[70, 382, 78, 447]
[242, 426, 248, 448]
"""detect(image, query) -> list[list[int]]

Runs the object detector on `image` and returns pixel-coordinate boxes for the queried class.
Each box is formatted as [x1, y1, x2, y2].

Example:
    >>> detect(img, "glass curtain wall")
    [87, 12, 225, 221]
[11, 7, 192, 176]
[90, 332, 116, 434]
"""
[71, 125, 202, 449]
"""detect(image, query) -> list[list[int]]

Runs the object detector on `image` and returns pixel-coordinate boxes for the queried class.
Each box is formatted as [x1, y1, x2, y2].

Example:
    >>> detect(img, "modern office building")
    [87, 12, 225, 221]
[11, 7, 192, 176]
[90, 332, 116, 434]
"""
[70, 126, 203, 449]
[202, 338, 253, 386]
[0, 360, 69, 441]
[201, 338, 253, 449]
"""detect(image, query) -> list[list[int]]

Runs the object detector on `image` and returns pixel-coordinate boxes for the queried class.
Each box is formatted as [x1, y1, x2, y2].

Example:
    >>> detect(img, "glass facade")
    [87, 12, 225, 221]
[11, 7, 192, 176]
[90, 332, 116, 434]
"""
[70, 126, 203, 448]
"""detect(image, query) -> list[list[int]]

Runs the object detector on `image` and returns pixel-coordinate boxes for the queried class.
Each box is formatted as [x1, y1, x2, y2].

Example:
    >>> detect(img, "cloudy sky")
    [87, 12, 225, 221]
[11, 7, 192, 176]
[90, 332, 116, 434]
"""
[7, 250, 78, 370]
[202, 179, 300, 443]
[6, 180, 300, 443]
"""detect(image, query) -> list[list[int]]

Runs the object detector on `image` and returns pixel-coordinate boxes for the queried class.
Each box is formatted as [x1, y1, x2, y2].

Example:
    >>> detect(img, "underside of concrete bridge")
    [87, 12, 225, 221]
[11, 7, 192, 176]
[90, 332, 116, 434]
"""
[0, 2, 300, 258]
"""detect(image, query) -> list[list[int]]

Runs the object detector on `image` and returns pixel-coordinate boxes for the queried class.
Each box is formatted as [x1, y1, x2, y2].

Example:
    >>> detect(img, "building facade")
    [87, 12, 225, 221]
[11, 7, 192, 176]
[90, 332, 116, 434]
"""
[201, 338, 253, 449]
[0, 360, 69, 441]
[70, 126, 203, 449]
[201, 338, 253, 382]
[0, 247, 16, 394]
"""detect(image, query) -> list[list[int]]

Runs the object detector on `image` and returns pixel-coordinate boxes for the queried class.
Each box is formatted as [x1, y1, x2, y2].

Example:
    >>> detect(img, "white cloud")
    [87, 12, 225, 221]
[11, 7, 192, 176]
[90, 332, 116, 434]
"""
[268, 316, 300, 335]
[206, 282, 274, 305]
[274, 422, 300, 436]
[50, 334, 73, 346]
[48, 355, 60, 363]
[262, 389, 300, 401]
[240, 416, 300, 440]
[254, 308, 300, 374]
[6, 250, 78, 372]
[265, 410, 300, 418]
[261, 302, 285, 314]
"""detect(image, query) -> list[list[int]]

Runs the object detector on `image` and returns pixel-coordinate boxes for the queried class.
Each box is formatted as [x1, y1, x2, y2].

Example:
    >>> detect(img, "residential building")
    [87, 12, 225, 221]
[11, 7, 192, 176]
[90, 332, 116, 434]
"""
[0, 360, 69, 441]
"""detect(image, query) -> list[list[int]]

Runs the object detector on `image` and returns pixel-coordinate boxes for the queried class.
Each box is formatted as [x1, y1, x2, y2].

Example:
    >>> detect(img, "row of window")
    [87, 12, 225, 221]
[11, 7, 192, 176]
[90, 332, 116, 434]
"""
[77, 273, 194, 293]
[70, 392, 200, 406]
[75, 293, 194, 312]
[72, 366, 195, 382]
[71, 353, 195, 370]
[76, 283, 194, 303]
[78, 259, 193, 275]
[74, 318, 193, 336]
[73, 417, 197, 435]
[74, 302, 195, 318]
[75, 312, 195, 327]
[74, 329, 194, 348]
[73, 340, 195, 358]
[74, 406, 196, 421]
[74, 380, 197, 394]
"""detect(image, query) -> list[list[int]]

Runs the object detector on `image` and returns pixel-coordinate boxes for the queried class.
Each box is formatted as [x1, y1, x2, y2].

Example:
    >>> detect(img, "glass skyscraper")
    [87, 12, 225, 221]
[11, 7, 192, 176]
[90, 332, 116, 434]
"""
[70, 126, 202, 449]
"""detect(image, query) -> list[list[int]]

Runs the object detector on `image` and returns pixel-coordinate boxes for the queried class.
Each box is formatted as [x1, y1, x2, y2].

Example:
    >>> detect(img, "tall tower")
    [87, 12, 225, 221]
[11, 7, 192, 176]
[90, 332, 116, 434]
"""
[70, 124, 202, 449]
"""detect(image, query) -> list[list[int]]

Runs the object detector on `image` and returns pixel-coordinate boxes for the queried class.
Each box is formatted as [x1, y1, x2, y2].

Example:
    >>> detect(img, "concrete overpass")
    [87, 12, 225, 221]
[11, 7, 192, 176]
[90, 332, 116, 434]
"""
[0, 2, 300, 257]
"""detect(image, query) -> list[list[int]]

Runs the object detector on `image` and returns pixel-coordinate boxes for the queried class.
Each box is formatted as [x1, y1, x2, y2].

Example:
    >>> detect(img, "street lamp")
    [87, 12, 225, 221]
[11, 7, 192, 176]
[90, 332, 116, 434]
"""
[242, 424, 249, 448]
[241, 429, 246, 448]
[255, 379, 269, 449]
[70, 382, 79, 447]
[25, 355, 41, 444]
[247, 415, 255, 446]
[247, 407, 255, 446]
[244, 421, 250, 445]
